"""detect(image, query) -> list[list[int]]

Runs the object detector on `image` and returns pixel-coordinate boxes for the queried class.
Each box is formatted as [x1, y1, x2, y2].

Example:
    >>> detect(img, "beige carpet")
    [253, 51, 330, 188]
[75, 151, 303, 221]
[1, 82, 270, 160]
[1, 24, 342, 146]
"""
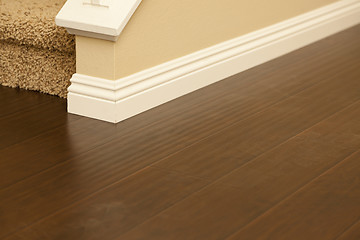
[0, 0, 76, 98]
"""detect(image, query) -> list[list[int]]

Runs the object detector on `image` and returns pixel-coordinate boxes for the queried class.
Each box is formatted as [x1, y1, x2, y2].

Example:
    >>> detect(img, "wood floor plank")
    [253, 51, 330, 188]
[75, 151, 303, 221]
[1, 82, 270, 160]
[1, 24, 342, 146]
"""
[3, 40, 360, 239]
[0, 87, 59, 119]
[0, 118, 116, 189]
[0, 94, 81, 150]
[337, 219, 360, 240]
[153, 60, 360, 180]
[5, 167, 209, 240]
[0, 23, 349, 191]
[226, 150, 360, 240]
[118, 100, 360, 240]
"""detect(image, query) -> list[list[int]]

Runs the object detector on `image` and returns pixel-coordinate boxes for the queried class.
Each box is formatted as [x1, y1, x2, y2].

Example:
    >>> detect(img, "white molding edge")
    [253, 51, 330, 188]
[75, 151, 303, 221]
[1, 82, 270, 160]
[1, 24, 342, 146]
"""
[68, 0, 360, 123]
[55, 0, 142, 41]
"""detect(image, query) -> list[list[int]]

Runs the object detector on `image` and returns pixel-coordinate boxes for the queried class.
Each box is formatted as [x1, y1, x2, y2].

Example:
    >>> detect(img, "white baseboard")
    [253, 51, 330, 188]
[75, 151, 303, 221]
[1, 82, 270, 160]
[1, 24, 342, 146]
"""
[68, 0, 360, 123]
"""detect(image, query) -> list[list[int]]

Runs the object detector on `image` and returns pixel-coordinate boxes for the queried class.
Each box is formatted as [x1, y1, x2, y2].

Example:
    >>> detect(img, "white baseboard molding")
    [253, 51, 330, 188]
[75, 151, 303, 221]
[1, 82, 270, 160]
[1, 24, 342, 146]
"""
[68, 0, 360, 123]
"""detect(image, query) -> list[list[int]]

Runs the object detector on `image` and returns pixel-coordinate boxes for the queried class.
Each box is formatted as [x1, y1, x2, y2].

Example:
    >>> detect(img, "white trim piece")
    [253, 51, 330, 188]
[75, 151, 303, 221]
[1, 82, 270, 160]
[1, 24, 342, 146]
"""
[68, 0, 360, 123]
[55, 0, 142, 41]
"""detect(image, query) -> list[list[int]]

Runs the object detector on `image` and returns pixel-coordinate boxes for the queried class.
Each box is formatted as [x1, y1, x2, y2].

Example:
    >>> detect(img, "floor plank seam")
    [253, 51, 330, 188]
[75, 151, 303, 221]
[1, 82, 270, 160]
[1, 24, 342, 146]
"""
[258, 41, 353, 98]
[335, 217, 360, 239]
[1, 165, 153, 239]
[0, 98, 63, 122]
[149, 165, 217, 182]
[223, 148, 360, 240]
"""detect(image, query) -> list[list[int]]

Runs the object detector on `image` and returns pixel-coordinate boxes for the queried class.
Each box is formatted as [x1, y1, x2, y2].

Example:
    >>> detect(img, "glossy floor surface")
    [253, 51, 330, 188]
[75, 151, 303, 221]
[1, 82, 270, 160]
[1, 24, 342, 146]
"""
[1, 25, 360, 240]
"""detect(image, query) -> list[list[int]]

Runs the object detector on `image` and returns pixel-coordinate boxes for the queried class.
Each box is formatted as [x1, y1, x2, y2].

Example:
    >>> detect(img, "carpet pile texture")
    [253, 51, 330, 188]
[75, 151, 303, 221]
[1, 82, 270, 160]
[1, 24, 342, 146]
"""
[0, 0, 75, 98]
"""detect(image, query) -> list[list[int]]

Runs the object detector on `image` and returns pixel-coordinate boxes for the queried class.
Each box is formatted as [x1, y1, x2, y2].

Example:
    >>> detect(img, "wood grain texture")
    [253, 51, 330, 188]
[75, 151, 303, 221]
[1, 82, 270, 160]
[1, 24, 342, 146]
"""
[118, 100, 360, 240]
[2, 58, 359, 239]
[153, 67, 360, 180]
[0, 87, 58, 119]
[226, 150, 360, 240]
[0, 91, 81, 150]
[1, 25, 360, 240]
[5, 167, 209, 240]
[337, 219, 360, 240]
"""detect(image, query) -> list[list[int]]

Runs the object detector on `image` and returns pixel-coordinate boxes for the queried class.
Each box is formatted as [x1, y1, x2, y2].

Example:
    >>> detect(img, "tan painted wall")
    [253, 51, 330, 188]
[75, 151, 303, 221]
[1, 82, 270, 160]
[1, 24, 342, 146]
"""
[76, 36, 116, 80]
[77, 0, 338, 80]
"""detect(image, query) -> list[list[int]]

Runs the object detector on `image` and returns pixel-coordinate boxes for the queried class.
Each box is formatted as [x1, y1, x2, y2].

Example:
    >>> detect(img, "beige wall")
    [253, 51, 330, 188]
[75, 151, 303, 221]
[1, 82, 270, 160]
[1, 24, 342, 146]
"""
[77, 0, 338, 80]
[76, 36, 116, 80]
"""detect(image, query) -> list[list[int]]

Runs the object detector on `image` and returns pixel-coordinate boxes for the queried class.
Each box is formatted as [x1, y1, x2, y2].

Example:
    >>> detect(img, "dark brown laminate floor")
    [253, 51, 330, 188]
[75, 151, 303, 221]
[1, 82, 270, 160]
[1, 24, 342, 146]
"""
[338, 219, 360, 240]
[1, 25, 360, 240]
